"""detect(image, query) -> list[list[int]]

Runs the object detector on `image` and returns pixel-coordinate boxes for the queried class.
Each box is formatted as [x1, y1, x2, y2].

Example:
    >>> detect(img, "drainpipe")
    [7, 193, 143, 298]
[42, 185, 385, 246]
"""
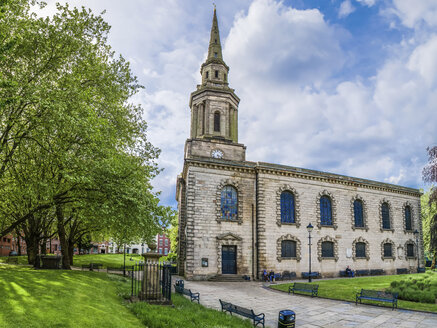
[255, 168, 260, 280]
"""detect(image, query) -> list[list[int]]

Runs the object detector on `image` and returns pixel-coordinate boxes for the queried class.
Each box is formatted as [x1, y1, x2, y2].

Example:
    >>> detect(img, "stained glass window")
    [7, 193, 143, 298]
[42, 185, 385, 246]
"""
[383, 243, 392, 257]
[214, 112, 220, 132]
[281, 240, 296, 258]
[320, 196, 332, 226]
[355, 242, 366, 258]
[382, 203, 390, 229]
[221, 185, 237, 220]
[354, 199, 364, 227]
[321, 241, 334, 257]
[405, 206, 412, 231]
[280, 191, 295, 223]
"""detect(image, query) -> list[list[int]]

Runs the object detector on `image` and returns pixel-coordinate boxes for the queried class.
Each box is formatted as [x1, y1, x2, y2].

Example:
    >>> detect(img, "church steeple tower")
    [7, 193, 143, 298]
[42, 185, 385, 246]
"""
[188, 8, 241, 152]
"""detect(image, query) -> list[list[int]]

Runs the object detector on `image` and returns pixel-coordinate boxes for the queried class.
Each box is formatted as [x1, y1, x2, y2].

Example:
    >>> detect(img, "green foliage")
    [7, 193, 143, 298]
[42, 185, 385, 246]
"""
[0, 1, 171, 257]
[272, 271, 437, 312]
[387, 273, 437, 304]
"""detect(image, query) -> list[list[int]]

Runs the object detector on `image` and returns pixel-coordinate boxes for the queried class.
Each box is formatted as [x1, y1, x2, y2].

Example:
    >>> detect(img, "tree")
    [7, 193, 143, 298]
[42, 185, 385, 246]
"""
[423, 146, 437, 269]
[0, 1, 171, 268]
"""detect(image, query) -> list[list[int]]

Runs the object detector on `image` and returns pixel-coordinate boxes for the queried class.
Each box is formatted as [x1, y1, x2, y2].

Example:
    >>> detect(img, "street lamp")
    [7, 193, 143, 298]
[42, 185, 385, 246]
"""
[414, 229, 420, 273]
[307, 223, 314, 283]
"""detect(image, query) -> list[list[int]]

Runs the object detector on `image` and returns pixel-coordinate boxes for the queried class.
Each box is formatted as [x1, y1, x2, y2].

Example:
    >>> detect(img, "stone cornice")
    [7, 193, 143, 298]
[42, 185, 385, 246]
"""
[182, 158, 421, 197]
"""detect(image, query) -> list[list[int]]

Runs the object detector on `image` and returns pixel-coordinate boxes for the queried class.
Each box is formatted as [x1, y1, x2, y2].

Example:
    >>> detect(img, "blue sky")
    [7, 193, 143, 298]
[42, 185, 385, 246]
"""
[39, 0, 437, 208]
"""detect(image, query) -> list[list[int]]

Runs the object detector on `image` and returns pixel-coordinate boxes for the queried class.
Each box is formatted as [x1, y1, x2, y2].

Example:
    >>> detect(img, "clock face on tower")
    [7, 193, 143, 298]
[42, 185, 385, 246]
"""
[211, 149, 224, 159]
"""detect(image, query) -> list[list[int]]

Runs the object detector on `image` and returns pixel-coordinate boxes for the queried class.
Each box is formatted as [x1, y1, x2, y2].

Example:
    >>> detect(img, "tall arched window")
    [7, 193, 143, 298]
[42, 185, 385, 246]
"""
[381, 202, 390, 229]
[321, 241, 334, 258]
[405, 206, 412, 231]
[383, 242, 392, 258]
[320, 196, 332, 226]
[221, 185, 237, 220]
[281, 240, 296, 258]
[280, 191, 295, 224]
[354, 199, 364, 228]
[355, 242, 366, 258]
[214, 111, 220, 132]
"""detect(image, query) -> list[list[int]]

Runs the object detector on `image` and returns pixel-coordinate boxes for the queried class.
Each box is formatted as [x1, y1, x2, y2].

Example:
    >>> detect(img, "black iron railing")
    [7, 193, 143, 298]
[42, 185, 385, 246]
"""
[129, 261, 172, 304]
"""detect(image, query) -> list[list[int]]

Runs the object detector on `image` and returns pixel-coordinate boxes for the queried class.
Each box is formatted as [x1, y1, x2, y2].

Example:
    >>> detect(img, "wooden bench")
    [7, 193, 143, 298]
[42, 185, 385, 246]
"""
[174, 284, 200, 303]
[355, 269, 370, 276]
[288, 282, 319, 297]
[396, 268, 408, 274]
[219, 299, 265, 327]
[6, 257, 18, 264]
[301, 272, 320, 279]
[370, 269, 384, 275]
[356, 289, 398, 310]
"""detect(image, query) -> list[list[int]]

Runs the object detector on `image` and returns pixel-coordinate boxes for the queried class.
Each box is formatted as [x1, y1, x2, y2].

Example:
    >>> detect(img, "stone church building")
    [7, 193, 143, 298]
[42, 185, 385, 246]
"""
[176, 9, 423, 280]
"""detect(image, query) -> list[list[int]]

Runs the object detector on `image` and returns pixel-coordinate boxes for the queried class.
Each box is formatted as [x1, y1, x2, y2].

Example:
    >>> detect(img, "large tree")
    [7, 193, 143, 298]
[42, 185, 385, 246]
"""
[423, 146, 437, 269]
[0, 1, 170, 267]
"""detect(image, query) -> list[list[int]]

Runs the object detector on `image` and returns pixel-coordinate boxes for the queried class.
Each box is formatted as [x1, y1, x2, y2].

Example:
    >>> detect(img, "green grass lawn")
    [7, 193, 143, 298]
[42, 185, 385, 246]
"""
[0, 256, 29, 265]
[0, 265, 253, 328]
[0, 264, 143, 328]
[72, 253, 143, 268]
[271, 271, 437, 312]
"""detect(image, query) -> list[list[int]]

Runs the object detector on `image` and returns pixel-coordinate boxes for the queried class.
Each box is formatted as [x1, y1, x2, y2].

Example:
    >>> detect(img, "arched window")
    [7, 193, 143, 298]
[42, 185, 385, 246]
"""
[381, 202, 390, 229]
[280, 191, 295, 223]
[221, 185, 237, 220]
[320, 196, 332, 226]
[214, 111, 220, 132]
[321, 241, 334, 258]
[406, 243, 415, 257]
[354, 199, 364, 228]
[355, 242, 366, 258]
[281, 240, 296, 258]
[405, 206, 412, 231]
[383, 243, 392, 258]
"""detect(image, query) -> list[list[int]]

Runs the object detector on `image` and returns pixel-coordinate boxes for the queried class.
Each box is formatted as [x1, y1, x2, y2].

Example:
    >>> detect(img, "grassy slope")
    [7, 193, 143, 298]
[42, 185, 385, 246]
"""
[271, 272, 437, 312]
[72, 253, 143, 268]
[0, 265, 253, 328]
[128, 293, 254, 328]
[0, 265, 142, 328]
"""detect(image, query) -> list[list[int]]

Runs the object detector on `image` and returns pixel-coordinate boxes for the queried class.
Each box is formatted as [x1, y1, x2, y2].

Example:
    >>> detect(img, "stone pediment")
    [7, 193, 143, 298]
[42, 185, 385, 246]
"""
[216, 232, 242, 241]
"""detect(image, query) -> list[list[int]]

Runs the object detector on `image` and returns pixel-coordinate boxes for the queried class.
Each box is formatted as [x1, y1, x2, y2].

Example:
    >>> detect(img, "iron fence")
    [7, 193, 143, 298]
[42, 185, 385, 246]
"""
[130, 261, 172, 304]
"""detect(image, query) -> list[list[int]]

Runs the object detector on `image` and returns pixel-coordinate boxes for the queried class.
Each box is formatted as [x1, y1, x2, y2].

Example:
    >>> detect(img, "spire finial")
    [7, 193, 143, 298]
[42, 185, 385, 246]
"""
[207, 4, 223, 61]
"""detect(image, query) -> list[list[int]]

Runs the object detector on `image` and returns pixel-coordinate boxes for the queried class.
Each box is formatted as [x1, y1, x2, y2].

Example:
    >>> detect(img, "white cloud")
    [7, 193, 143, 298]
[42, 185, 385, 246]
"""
[392, 0, 437, 28]
[355, 0, 376, 7]
[339, 0, 356, 18]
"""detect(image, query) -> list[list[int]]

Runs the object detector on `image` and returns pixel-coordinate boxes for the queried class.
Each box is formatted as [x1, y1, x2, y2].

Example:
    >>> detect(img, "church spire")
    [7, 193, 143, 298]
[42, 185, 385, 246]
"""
[207, 7, 223, 62]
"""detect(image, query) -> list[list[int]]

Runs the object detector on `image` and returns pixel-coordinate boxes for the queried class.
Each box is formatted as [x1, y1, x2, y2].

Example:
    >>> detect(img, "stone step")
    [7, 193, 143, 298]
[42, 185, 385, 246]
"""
[207, 274, 250, 282]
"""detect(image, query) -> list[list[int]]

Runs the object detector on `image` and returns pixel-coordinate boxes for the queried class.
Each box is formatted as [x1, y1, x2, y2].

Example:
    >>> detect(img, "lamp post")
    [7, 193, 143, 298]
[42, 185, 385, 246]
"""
[307, 223, 314, 283]
[414, 229, 420, 273]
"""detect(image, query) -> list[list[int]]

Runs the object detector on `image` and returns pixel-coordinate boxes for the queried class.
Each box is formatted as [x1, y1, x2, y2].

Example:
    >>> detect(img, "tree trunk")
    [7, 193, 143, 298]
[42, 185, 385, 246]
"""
[25, 235, 39, 266]
[16, 231, 22, 256]
[432, 250, 437, 270]
[68, 241, 74, 266]
[40, 240, 47, 255]
[56, 204, 71, 269]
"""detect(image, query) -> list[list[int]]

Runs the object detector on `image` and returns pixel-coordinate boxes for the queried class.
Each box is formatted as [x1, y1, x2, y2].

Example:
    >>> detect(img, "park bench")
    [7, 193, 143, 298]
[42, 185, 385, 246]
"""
[301, 271, 320, 279]
[355, 269, 370, 276]
[396, 268, 408, 274]
[417, 267, 426, 273]
[174, 284, 200, 303]
[6, 257, 18, 264]
[356, 289, 398, 310]
[81, 263, 103, 271]
[106, 265, 134, 273]
[281, 271, 296, 280]
[219, 299, 265, 327]
[288, 282, 319, 297]
[370, 269, 384, 275]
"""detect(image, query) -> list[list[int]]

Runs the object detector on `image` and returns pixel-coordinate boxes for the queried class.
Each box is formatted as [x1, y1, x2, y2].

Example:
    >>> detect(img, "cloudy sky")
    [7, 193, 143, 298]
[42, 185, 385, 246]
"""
[39, 0, 437, 208]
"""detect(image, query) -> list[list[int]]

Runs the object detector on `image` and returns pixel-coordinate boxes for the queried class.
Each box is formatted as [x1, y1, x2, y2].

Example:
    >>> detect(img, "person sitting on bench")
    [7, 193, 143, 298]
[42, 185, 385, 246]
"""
[346, 266, 355, 277]
[262, 269, 269, 282]
[269, 270, 275, 282]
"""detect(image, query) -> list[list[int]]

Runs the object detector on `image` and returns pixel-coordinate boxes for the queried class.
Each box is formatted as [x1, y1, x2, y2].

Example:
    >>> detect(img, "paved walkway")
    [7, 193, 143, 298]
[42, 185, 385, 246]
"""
[177, 278, 437, 328]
